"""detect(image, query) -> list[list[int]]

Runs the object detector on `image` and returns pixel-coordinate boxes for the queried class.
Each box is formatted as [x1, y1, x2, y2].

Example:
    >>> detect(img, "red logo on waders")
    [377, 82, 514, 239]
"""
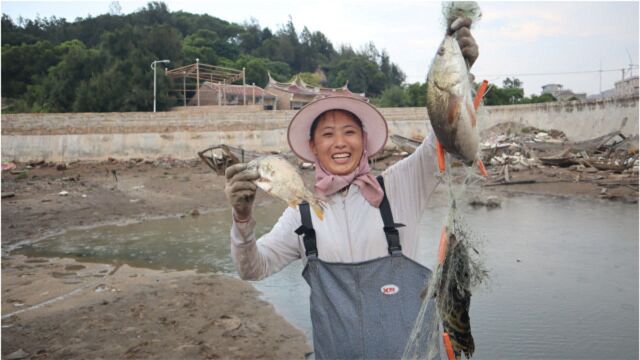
[380, 284, 399, 295]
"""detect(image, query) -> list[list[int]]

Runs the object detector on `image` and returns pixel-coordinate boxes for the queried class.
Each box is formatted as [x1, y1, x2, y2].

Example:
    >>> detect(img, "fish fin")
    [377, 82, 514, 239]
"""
[436, 140, 446, 173]
[447, 94, 461, 125]
[311, 204, 324, 221]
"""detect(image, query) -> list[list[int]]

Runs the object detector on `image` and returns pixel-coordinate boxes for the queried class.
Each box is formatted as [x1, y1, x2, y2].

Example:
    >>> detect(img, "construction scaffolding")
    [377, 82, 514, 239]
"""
[165, 60, 247, 107]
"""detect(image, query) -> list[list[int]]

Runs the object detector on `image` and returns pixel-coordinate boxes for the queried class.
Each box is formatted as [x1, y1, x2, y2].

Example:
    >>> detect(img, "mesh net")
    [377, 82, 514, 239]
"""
[402, 159, 488, 360]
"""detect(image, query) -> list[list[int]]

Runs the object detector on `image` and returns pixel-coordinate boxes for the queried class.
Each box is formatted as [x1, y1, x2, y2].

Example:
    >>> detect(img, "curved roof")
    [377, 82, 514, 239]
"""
[266, 73, 366, 99]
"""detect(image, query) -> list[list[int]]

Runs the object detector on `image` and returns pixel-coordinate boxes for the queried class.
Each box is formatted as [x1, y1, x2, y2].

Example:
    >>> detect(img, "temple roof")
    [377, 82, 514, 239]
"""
[266, 73, 366, 99]
[202, 82, 276, 99]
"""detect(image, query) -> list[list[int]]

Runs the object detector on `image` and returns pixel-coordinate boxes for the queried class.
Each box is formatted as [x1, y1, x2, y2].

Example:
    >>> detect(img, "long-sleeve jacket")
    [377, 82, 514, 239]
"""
[230, 134, 440, 280]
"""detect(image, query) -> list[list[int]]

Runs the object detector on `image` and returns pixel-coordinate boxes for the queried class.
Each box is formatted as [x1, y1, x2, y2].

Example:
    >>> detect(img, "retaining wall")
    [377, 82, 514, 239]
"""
[2, 96, 637, 162]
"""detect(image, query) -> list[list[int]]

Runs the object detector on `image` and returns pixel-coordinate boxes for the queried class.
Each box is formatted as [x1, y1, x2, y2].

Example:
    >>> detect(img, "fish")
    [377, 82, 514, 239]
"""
[436, 232, 475, 359]
[247, 155, 324, 220]
[426, 2, 481, 165]
[418, 225, 482, 360]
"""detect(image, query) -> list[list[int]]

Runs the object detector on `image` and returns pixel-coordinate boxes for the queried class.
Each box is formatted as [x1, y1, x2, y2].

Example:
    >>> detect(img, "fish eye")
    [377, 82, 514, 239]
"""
[438, 47, 445, 56]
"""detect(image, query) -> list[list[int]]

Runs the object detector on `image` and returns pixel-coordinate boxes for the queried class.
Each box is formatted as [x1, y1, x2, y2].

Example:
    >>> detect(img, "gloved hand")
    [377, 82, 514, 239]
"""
[224, 163, 260, 222]
[448, 17, 479, 68]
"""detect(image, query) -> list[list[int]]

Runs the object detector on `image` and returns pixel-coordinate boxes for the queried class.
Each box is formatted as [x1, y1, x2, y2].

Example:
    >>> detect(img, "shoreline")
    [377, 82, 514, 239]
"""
[2, 158, 637, 359]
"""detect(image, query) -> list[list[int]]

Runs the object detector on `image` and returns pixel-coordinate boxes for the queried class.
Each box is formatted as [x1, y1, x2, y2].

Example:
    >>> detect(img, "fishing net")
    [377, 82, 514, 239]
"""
[402, 161, 489, 360]
[441, 1, 482, 31]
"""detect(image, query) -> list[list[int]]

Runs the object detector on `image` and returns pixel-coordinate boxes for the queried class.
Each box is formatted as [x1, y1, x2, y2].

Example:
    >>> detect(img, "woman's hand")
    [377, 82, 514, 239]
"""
[449, 17, 479, 68]
[224, 163, 259, 222]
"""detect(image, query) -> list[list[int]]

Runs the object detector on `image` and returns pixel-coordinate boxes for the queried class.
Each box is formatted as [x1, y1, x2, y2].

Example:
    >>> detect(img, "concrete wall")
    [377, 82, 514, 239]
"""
[2, 96, 637, 162]
[478, 96, 638, 140]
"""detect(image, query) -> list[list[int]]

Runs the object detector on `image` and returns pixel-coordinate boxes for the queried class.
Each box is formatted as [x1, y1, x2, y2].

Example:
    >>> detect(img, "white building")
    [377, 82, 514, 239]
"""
[541, 83, 587, 101]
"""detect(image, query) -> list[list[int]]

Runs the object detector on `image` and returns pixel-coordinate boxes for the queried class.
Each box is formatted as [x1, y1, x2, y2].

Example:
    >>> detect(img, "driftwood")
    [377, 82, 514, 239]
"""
[1, 192, 15, 199]
[538, 149, 579, 167]
[390, 134, 422, 153]
[484, 179, 538, 187]
[198, 144, 267, 175]
[525, 130, 625, 154]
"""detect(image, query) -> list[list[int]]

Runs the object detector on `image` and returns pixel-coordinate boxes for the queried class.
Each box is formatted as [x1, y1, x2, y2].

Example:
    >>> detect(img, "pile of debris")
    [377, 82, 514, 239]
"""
[479, 122, 638, 176]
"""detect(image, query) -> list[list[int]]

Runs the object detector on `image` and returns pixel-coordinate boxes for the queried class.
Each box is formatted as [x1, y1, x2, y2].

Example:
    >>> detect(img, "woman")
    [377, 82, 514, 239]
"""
[225, 19, 478, 359]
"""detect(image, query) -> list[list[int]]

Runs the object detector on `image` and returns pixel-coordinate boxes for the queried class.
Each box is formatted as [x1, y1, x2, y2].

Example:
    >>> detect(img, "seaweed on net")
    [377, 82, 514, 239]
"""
[403, 163, 488, 360]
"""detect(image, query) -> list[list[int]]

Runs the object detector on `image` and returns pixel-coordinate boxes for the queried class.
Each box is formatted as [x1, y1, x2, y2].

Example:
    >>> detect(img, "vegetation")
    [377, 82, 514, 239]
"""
[481, 77, 556, 106]
[1, 2, 410, 112]
[2, 2, 556, 113]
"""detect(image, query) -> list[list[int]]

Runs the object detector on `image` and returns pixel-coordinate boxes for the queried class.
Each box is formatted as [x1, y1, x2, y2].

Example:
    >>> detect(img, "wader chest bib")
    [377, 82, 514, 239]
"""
[297, 177, 439, 359]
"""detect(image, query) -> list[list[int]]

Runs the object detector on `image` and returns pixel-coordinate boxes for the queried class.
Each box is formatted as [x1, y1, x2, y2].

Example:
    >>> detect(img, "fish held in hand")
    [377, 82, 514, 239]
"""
[248, 155, 324, 220]
[426, 1, 481, 166]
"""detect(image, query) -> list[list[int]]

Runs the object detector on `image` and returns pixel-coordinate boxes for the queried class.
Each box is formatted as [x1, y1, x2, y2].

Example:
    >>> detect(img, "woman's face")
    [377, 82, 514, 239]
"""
[310, 110, 364, 175]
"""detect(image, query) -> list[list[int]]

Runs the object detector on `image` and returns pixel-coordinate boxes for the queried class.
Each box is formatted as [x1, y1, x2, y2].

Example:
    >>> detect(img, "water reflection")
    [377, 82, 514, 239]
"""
[13, 193, 639, 359]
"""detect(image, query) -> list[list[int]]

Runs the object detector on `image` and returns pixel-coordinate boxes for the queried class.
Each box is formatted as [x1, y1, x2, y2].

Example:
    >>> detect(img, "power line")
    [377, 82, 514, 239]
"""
[475, 66, 639, 78]
[405, 65, 639, 80]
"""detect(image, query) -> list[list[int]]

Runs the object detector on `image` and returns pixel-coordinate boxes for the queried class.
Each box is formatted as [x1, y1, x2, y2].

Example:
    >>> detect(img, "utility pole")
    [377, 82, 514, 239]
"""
[151, 59, 170, 112]
[599, 60, 602, 94]
[196, 58, 200, 107]
[182, 71, 186, 107]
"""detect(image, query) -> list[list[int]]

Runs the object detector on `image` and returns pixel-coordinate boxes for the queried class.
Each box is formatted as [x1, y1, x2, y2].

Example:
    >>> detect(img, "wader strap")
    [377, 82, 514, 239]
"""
[295, 202, 318, 257]
[376, 175, 405, 254]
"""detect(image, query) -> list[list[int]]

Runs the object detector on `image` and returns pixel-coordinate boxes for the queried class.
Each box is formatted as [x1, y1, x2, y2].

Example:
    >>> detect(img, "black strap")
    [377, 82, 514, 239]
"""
[295, 178, 404, 257]
[295, 202, 318, 257]
[376, 175, 405, 254]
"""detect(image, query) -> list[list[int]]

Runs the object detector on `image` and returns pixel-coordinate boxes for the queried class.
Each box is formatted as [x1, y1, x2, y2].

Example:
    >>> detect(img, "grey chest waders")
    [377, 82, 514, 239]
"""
[296, 176, 439, 360]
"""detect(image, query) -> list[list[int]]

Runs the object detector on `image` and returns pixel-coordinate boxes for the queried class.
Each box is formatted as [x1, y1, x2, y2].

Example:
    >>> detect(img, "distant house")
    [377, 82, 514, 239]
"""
[588, 76, 639, 100]
[189, 82, 276, 109]
[614, 76, 639, 97]
[265, 73, 367, 110]
[541, 83, 587, 101]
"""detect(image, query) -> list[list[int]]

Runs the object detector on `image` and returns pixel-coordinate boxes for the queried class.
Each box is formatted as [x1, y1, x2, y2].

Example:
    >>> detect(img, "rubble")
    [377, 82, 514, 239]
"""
[478, 122, 638, 192]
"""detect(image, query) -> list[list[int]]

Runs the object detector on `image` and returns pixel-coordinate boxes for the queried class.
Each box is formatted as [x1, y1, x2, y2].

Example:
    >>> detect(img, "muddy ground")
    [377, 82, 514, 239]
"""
[1, 157, 637, 359]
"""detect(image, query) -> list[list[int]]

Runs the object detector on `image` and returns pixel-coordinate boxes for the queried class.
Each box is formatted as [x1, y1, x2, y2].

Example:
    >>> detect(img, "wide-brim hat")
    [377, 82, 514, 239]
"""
[287, 96, 388, 162]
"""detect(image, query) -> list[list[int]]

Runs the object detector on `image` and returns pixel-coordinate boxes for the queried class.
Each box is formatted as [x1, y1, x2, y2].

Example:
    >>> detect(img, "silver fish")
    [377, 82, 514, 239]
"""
[426, 2, 481, 165]
[248, 155, 324, 220]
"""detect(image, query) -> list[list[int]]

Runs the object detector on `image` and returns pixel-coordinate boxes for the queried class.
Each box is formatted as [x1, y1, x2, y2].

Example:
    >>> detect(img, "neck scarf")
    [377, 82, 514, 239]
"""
[314, 137, 384, 208]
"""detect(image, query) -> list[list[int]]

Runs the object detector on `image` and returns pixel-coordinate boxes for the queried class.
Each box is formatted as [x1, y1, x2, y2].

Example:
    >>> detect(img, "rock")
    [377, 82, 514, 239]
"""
[58, 191, 69, 196]
[6, 349, 30, 360]
[56, 163, 68, 171]
[191, 208, 200, 217]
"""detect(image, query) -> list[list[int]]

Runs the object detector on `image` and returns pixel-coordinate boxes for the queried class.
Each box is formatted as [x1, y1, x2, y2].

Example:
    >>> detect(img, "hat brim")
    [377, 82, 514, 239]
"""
[287, 96, 388, 162]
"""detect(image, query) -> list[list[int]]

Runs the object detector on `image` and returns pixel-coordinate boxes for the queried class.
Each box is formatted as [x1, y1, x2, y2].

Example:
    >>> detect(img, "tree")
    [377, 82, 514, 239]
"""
[502, 77, 522, 89]
[405, 82, 427, 107]
[1, 40, 62, 98]
[373, 85, 409, 107]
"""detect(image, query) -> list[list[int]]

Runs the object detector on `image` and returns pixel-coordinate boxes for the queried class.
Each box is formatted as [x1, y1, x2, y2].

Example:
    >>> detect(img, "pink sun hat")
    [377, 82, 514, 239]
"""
[287, 96, 389, 162]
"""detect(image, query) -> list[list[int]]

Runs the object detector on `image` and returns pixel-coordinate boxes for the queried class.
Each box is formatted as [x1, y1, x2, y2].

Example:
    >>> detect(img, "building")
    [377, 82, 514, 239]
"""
[614, 76, 639, 97]
[588, 75, 639, 100]
[189, 82, 276, 109]
[541, 83, 587, 101]
[265, 73, 367, 110]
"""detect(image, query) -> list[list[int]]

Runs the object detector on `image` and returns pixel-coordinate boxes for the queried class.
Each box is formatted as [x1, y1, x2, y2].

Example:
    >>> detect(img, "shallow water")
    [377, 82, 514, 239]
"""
[13, 192, 639, 359]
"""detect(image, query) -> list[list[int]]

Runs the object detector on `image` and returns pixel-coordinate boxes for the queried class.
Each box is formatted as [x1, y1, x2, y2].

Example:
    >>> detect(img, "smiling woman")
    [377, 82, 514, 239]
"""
[309, 110, 364, 176]
[224, 17, 480, 359]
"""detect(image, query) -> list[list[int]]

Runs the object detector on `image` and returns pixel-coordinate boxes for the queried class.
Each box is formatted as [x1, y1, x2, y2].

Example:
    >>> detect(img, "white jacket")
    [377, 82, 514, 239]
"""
[230, 134, 440, 280]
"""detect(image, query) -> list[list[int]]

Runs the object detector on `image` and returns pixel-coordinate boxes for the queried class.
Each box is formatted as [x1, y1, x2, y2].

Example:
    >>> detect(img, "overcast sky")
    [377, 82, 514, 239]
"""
[2, 0, 638, 96]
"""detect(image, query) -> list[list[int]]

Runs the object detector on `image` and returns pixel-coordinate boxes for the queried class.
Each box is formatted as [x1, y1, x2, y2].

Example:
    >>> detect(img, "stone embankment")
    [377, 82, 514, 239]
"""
[2, 96, 637, 162]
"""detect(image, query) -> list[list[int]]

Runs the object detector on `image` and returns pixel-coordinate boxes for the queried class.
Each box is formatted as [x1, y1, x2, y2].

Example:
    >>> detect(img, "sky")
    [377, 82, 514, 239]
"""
[1, 0, 638, 96]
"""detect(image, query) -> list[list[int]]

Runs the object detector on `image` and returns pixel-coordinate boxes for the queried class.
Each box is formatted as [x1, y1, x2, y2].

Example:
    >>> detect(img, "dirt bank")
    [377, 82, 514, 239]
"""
[1, 158, 637, 359]
[2, 255, 311, 359]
